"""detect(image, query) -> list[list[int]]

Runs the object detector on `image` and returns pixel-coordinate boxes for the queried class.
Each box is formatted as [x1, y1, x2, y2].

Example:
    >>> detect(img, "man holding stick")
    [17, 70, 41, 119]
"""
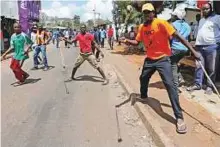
[119, 3, 201, 134]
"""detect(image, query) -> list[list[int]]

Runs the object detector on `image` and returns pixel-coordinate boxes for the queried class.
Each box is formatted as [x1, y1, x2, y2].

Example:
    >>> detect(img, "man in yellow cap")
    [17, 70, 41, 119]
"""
[120, 3, 201, 134]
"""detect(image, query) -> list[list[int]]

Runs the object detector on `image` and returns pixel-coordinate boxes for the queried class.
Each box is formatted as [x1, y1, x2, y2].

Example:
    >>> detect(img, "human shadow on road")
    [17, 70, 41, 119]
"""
[73, 75, 104, 83]
[39, 65, 55, 71]
[130, 93, 176, 125]
[11, 78, 42, 87]
[116, 92, 176, 125]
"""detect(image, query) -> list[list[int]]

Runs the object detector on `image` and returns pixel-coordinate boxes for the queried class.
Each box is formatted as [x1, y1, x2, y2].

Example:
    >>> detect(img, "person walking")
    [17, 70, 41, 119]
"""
[63, 24, 109, 85]
[170, 8, 191, 92]
[2, 22, 33, 84]
[107, 25, 114, 50]
[100, 27, 106, 48]
[64, 28, 70, 48]
[187, 3, 220, 95]
[31, 25, 51, 71]
[53, 28, 62, 48]
[92, 25, 101, 61]
[119, 3, 201, 134]
[72, 29, 78, 47]
[128, 26, 136, 40]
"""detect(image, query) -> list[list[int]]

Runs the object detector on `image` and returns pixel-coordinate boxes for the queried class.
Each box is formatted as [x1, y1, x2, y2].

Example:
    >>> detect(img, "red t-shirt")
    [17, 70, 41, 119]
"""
[75, 33, 94, 53]
[136, 18, 175, 60]
[107, 28, 114, 37]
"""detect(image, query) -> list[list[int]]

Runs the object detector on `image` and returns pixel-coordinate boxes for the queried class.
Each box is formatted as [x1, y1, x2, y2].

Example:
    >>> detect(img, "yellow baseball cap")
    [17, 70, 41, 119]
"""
[142, 3, 155, 12]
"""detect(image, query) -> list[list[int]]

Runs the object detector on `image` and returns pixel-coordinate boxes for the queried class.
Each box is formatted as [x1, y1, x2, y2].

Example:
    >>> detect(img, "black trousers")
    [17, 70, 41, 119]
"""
[140, 56, 183, 119]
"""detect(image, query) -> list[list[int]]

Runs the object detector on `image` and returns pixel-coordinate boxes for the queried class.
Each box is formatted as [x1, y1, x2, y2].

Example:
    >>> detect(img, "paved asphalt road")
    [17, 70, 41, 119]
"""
[1, 43, 156, 147]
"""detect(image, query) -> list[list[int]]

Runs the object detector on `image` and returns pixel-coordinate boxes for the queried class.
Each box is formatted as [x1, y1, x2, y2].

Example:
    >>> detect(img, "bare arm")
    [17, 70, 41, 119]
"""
[119, 37, 139, 45]
[172, 31, 201, 59]
[45, 33, 51, 44]
[92, 41, 104, 57]
[1, 47, 13, 59]
[92, 41, 101, 52]
[63, 37, 77, 44]
[25, 44, 33, 53]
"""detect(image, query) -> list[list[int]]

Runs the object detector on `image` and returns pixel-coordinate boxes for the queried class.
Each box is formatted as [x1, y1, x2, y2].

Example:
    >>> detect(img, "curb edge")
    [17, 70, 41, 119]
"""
[112, 65, 176, 147]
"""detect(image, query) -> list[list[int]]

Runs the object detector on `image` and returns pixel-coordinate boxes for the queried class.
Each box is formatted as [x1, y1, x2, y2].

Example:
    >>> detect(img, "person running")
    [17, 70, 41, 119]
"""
[170, 8, 191, 92]
[119, 3, 201, 134]
[187, 3, 220, 95]
[107, 25, 114, 50]
[31, 25, 51, 71]
[63, 24, 109, 85]
[2, 22, 33, 84]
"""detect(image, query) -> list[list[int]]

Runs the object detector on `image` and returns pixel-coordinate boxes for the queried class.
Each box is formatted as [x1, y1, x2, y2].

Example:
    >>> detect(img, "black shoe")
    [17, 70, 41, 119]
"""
[186, 84, 201, 92]
[31, 67, 38, 70]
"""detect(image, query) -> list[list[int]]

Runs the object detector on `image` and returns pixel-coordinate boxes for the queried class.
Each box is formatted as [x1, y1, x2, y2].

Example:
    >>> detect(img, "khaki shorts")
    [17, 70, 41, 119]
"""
[74, 53, 99, 69]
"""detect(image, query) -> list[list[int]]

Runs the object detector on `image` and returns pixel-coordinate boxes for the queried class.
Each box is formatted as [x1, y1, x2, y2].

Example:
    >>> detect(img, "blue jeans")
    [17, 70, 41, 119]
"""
[140, 57, 183, 119]
[34, 45, 48, 68]
[170, 49, 187, 88]
[194, 44, 220, 88]
[56, 38, 59, 48]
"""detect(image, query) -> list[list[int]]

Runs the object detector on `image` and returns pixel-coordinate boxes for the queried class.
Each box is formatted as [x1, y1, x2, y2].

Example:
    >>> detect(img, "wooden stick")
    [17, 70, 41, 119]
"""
[197, 60, 220, 99]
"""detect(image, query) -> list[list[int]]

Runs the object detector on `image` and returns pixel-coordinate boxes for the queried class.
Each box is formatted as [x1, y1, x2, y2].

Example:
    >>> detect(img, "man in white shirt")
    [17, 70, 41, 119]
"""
[187, 3, 220, 95]
[64, 28, 70, 48]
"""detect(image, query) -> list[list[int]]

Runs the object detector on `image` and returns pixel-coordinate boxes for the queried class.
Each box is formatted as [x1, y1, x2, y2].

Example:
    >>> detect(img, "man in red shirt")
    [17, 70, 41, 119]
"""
[63, 24, 108, 85]
[107, 25, 114, 50]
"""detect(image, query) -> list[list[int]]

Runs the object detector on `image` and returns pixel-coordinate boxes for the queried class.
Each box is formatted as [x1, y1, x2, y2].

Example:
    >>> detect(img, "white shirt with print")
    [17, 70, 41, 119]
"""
[196, 14, 220, 45]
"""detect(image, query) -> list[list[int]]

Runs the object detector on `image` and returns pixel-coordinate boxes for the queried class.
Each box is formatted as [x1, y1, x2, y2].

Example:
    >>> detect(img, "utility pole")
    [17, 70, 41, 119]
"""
[92, 4, 101, 26]
[93, 4, 96, 26]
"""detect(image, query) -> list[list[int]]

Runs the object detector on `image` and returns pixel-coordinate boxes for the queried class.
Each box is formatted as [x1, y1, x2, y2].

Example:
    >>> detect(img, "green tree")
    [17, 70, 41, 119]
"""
[86, 19, 94, 29]
[73, 15, 80, 29]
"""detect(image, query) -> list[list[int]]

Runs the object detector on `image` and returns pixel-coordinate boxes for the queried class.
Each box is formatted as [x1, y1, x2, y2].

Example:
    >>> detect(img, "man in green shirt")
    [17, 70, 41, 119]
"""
[2, 22, 33, 84]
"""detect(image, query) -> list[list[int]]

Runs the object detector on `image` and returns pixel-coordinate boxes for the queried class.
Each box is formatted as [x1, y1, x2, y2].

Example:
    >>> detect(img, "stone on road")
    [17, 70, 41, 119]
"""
[1, 44, 156, 147]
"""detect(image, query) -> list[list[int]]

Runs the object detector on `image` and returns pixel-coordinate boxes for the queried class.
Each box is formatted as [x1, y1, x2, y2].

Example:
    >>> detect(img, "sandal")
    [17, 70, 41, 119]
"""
[176, 120, 187, 134]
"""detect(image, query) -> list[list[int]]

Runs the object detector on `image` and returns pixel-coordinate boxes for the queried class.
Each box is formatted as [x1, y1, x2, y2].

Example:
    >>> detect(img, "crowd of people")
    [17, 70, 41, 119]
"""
[1, 21, 115, 86]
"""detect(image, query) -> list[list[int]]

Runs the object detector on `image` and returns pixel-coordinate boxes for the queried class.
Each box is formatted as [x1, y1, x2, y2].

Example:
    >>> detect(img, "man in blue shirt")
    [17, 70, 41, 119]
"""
[170, 8, 191, 90]
[92, 26, 101, 61]
[100, 27, 106, 48]
[53, 28, 61, 48]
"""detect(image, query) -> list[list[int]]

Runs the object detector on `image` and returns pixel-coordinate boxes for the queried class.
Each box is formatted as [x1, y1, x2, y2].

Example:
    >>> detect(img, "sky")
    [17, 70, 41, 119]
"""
[41, 0, 113, 22]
